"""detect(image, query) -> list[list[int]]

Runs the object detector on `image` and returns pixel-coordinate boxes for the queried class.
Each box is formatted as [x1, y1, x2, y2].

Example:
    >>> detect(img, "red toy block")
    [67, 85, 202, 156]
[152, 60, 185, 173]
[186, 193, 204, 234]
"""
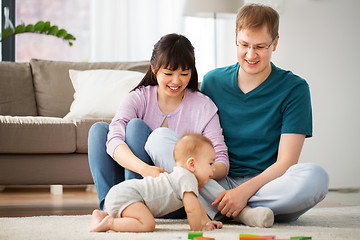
[194, 237, 215, 240]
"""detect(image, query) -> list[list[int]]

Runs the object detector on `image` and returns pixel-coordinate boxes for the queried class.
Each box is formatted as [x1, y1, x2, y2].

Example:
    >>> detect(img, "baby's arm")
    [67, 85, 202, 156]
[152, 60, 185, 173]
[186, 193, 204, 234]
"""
[183, 191, 202, 230]
[183, 192, 222, 231]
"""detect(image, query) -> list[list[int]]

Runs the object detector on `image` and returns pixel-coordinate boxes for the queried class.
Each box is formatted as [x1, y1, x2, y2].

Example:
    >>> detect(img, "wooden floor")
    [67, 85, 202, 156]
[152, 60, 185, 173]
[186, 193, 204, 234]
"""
[0, 186, 99, 217]
[0, 186, 359, 218]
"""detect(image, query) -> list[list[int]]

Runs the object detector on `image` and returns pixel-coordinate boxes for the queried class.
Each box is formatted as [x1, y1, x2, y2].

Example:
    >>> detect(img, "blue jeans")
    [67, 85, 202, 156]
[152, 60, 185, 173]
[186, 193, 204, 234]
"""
[88, 119, 186, 218]
[88, 119, 152, 209]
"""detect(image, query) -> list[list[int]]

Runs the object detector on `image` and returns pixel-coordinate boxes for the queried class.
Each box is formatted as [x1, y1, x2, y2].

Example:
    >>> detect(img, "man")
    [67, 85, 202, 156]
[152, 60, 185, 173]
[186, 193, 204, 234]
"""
[200, 3, 329, 224]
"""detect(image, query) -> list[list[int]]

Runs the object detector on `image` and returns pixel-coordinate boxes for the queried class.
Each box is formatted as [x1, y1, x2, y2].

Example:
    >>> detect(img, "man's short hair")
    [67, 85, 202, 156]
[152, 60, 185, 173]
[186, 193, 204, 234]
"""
[236, 3, 279, 40]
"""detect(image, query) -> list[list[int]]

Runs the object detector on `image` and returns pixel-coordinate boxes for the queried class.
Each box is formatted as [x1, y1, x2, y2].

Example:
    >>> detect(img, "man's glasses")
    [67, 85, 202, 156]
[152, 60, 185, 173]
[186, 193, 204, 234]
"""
[236, 37, 276, 53]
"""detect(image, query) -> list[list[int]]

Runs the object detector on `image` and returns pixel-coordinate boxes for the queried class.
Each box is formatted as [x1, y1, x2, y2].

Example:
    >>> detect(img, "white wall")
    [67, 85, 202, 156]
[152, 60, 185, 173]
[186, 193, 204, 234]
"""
[219, 0, 360, 189]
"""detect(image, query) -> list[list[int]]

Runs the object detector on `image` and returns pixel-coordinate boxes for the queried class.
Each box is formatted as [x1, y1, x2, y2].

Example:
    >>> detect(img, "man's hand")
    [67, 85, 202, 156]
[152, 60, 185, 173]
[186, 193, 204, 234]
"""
[211, 187, 248, 218]
[140, 165, 167, 178]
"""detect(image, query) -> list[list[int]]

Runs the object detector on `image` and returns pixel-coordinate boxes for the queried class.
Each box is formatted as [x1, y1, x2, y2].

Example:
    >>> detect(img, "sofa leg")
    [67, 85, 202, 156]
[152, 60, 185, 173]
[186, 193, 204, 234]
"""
[50, 185, 63, 195]
[86, 184, 96, 193]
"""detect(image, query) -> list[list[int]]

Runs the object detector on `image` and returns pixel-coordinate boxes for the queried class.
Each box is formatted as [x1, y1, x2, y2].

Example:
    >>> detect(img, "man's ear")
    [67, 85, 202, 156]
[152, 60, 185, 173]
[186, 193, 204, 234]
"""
[186, 157, 195, 172]
[273, 35, 279, 51]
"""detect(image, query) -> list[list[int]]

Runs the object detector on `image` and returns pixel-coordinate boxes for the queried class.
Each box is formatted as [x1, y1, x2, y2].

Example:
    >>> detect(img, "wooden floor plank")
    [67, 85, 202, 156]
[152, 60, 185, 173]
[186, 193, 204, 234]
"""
[0, 186, 99, 217]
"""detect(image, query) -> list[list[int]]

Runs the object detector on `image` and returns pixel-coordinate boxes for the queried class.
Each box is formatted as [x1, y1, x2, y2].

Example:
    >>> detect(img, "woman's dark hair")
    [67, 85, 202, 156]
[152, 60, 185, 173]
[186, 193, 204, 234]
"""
[133, 33, 198, 91]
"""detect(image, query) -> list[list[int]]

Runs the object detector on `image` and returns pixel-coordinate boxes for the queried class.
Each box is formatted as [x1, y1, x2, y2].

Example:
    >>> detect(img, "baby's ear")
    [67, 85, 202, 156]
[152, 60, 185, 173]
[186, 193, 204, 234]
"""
[186, 157, 195, 172]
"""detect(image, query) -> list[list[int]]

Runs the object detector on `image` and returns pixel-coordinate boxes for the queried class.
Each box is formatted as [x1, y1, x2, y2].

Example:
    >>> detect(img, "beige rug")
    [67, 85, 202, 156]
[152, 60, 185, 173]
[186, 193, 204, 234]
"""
[0, 206, 359, 240]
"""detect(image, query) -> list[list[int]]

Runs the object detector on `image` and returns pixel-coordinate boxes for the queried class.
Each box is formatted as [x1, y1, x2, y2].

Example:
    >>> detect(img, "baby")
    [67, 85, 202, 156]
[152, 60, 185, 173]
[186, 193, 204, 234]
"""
[90, 133, 223, 232]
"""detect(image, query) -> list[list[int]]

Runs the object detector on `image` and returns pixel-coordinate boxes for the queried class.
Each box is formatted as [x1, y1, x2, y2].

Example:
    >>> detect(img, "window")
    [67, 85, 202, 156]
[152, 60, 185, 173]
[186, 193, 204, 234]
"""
[2, 0, 235, 77]
[14, 0, 91, 62]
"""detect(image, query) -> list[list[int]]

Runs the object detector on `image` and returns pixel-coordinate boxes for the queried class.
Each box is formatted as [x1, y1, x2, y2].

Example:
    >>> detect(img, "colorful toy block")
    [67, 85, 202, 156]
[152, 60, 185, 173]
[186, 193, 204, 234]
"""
[238, 233, 311, 240]
[193, 237, 215, 240]
[188, 232, 203, 239]
[290, 237, 312, 240]
[240, 234, 260, 237]
[239, 237, 275, 240]
[239, 234, 286, 240]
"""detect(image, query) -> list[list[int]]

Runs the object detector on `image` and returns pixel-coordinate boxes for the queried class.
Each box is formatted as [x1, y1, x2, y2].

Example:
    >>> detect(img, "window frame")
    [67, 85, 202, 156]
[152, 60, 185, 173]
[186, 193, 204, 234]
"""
[1, 0, 15, 61]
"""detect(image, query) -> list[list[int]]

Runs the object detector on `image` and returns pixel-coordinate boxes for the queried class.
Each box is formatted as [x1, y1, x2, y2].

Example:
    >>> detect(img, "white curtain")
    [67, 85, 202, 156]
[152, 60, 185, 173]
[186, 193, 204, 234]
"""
[90, 0, 186, 62]
[90, 0, 237, 80]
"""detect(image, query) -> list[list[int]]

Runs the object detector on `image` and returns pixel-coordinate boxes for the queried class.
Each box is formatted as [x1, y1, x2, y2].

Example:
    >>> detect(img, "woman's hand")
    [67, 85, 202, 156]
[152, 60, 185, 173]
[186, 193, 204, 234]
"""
[113, 145, 168, 178]
[139, 165, 168, 178]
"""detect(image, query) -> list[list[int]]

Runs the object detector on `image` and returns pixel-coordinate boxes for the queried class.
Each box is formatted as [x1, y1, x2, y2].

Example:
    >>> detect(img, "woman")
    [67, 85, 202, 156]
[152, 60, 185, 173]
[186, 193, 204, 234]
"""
[88, 33, 229, 212]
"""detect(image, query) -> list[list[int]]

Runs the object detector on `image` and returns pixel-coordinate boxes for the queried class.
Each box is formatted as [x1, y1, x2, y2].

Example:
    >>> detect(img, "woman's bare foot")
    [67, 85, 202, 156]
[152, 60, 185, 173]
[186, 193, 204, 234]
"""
[90, 209, 109, 232]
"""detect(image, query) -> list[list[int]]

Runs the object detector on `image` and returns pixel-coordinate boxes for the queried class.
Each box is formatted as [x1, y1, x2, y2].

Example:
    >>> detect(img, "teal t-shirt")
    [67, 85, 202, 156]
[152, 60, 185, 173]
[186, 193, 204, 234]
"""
[201, 62, 312, 177]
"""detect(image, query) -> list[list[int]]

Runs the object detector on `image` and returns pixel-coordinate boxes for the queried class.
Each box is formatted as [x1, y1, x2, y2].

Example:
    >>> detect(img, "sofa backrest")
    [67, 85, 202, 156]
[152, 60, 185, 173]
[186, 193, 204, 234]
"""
[0, 61, 38, 116]
[30, 59, 149, 118]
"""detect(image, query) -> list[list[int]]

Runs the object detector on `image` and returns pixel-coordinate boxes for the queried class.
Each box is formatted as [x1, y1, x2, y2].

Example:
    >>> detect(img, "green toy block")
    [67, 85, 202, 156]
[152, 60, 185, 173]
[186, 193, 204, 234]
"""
[239, 234, 260, 237]
[188, 232, 203, 239]
[290, 237, 312, 240]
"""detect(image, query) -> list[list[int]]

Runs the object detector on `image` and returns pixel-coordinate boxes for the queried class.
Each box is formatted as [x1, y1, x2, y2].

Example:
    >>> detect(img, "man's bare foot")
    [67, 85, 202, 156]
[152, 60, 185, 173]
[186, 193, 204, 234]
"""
[90, 209, 109, 232]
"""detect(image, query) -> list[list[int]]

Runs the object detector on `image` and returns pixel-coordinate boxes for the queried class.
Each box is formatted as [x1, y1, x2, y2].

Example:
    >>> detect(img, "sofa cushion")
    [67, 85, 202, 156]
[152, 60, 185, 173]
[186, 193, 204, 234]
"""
[64, 69, 144, 120]
[74, 119, 111, 153]
[30, 59, 149, 118]
[0, 116, 76, 153]
[0, 61, 37, 116]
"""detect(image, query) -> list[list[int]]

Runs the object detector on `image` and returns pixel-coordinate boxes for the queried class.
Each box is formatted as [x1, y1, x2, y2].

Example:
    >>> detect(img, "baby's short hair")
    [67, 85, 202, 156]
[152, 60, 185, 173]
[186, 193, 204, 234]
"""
[173, 133, 213, 162]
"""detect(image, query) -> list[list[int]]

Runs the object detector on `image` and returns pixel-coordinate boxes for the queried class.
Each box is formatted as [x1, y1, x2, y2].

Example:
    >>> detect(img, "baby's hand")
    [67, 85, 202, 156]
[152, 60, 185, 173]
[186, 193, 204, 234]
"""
[202, 220, 223, 231]
[211, 220, 223, 229]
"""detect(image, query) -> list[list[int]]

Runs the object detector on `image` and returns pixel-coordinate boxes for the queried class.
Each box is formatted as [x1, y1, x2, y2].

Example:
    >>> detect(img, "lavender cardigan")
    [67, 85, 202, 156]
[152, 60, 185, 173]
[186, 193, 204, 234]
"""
[106, 85, 229, 171]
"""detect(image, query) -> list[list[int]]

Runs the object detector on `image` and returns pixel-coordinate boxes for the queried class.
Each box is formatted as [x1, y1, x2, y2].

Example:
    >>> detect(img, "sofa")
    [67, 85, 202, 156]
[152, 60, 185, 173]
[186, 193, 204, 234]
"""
[0, 59, 149, 186]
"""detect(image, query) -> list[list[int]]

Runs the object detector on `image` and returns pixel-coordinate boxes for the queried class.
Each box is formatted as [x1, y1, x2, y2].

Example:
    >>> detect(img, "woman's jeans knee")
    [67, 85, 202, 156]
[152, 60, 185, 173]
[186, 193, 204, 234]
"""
[124, 119, 153, 180]
[88, 119, 153, 209]
[88, 122, 124, 210]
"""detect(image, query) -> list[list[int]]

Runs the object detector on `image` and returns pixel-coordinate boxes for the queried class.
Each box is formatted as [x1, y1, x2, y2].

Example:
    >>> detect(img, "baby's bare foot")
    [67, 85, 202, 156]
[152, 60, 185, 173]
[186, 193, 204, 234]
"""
[90, 215, 113, 232]
[90, 209, 109, 232]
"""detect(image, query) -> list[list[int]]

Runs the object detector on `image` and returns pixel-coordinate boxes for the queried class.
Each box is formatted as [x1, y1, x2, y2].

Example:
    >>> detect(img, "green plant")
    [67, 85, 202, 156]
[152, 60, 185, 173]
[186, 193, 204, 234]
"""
[1, 20, 76, 46]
